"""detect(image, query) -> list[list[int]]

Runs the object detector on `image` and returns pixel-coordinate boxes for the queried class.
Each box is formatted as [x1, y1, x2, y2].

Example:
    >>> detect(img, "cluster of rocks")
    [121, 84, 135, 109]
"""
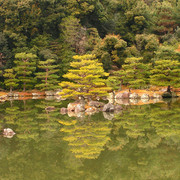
[114, 92, 162, 100]
[60, 101, 123, 116]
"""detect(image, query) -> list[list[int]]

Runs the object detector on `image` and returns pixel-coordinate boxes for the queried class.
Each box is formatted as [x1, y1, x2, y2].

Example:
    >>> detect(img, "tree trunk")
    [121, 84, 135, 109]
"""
[167, 85, 171, 94]
[45, 68, 48, 90]
[10, 86, 12, 93]
[23, 83, 26, 91]
[112, 91, 115, 104]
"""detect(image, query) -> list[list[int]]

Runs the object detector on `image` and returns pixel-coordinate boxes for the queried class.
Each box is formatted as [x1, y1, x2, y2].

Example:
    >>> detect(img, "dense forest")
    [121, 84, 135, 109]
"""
[0, 0, 180, 92]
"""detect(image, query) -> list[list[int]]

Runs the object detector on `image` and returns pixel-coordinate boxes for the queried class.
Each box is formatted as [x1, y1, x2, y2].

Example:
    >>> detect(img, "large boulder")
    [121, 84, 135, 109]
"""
[103, 112, 114, 120]
[115, 98, 130, 105]
[152, 93, 162, 99]
[162, 91, 178, 98]
[45, 91, 55, 96]
[115, 92, 130, 99]
[85, 107, 97, 113]
[102, 103, 114, 112]
[129, 93, 140, 99]
[0, 95, 7, 99]
[88, 101, 105, 108]
[75, 104, 85, 113]
[7, 93, 14, 97]
[162, 92, 172, 98]
[129, 99, 139, 104]
[67, 103, 78, 112]
[141, 94, 150, 99]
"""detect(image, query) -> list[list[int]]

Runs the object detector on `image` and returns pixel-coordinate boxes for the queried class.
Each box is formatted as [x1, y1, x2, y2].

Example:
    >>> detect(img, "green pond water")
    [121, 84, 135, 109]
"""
[0, 99, 180, 180]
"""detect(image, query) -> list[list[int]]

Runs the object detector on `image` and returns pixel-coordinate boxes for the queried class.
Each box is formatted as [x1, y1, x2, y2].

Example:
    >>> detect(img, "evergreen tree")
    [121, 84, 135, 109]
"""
[59, 54, 111, 100]
[153, 1, 177, 41]
[150, 59, 180, 89]
[14, 53, 37, 91]
[117, 57, 151, 89]
[3, 69, 18, 92]
[35, 59, 59, 91]
[93, 34, 127, 71]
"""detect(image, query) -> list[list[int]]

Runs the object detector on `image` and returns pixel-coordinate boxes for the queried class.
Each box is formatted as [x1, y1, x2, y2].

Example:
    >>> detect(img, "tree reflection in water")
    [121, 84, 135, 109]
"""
[0, 99, 179, 180]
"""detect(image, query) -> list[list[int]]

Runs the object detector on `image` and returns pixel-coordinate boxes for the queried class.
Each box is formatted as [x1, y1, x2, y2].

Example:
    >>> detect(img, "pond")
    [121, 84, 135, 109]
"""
[0, 99, 180, 180]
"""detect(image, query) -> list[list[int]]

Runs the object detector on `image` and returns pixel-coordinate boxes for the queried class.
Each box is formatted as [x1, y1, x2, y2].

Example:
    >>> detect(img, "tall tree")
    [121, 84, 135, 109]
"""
[35, 59, 59, 91]
[3, 69, 18, 92]
[93, 34, 127, 71]
[59, 54, 111, 101]
[150, 59, 180, 91]
[14, 52, 37, 91]
[117, 57, 151, 89]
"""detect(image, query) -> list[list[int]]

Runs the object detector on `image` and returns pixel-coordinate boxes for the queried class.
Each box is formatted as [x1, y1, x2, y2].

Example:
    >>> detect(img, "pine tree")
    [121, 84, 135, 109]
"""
[117, 57, 151, 89]
[3, 69, 18, 92]
[150, 59, 180, 90]
[35, 59, 59, 91]
[59, 54, 111, 100]
[14, 53, 37, 91]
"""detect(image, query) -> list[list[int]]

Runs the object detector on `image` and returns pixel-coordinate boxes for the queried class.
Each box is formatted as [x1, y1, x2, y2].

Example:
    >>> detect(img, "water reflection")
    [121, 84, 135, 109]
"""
[0, 99, 179, 179]
[59, 113, 112, 159]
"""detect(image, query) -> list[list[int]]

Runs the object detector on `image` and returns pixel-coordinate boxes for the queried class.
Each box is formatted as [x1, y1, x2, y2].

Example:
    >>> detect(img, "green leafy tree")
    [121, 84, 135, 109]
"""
[59, 54, 111, 100]
[3, 69, 18, 92]
[150, 59, 180, 90]
[60, 16, 87, 54]
[14, 53, 37, 91]
[35, 59, 59, 91]
[93, 34, 127, 71]
[117, 57, 151, 89]
[153, 1, 177, 41]
[135, 34, 159, 62]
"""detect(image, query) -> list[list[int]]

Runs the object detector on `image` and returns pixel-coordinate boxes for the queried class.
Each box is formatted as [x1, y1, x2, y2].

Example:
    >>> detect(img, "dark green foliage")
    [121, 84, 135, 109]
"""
[35, 59, 59, 91]
[117, 57, 152, 89]
[14, 52, 37, 91]
[0, 0, 179, 91]
[3, 68, 18, 92]
[150, 59, 180, 88]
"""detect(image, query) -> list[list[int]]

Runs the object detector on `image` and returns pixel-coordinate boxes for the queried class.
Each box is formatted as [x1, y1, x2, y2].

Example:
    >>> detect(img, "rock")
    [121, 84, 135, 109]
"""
[141, 94, 150, 99]
[107, 92, 114, 103]
[129, 99, 139, 104]
[3, 128, 15, 138]
[45, 91, 55, 96]
[68, 111, 84, 118]
[67, 103, 77, 112]
[88, 101, 105, 108]
[162, 91, 178, 98]
[141, 98, 149, 103]
[85, 107, 97, 113]
[153, 93, 162, 99]
[0, 95, 7, 99]
[8, 93, 14, 97]
[32, 93, 40, 96]
[60, 108, 67, 114]
[13, 93, 19, 97]
[115, 92, 130, 99]
[162, 92, 172, 98]
[103, 112, 114, 120]
[114, 104, 123, 112]
[129, 93, 140, 99]
[102, 103, 114, 112]
[115, 98, 130, 105]
[75, 104, 85, 113]
[45, 106, 55, 112]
